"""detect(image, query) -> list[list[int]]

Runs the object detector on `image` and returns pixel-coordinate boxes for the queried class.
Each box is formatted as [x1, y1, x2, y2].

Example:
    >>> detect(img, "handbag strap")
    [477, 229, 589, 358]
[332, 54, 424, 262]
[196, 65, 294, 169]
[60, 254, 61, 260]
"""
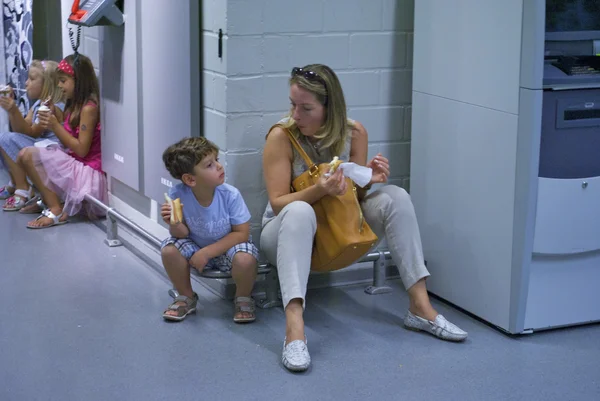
[284, 128, 314, 167]
[283, 128, 319, 175]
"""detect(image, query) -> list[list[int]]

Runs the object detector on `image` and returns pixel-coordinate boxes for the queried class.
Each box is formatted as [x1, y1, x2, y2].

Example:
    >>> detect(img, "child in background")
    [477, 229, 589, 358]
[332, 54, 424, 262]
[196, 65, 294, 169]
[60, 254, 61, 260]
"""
[160, 137, 259, 323]
[0, 60, 65, 211]
[18, 53, 107, 228]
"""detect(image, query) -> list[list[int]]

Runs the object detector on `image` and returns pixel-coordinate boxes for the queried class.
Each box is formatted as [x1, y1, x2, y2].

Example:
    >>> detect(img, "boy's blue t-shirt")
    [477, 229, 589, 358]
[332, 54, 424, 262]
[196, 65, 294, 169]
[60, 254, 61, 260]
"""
[168, 183, 251, 248]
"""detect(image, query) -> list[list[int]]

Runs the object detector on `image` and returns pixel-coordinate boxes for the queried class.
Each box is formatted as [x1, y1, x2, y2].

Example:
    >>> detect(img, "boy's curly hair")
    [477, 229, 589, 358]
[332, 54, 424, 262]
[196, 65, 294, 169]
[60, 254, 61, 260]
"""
[162, 137, 219, 180]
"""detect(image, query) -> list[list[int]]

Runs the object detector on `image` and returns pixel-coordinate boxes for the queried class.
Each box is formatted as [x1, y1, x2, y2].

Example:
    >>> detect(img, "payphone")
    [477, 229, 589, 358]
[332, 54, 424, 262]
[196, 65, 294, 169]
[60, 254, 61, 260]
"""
[68, 0, 124, 27]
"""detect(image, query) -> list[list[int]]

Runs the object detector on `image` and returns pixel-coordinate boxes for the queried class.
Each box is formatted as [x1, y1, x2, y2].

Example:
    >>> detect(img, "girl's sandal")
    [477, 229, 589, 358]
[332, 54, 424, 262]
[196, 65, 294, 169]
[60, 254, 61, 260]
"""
[0, 185, 15, 200]
[3, 188, 33, 211]
[26, 209, 69, 229]
[19, 196, 45, 214]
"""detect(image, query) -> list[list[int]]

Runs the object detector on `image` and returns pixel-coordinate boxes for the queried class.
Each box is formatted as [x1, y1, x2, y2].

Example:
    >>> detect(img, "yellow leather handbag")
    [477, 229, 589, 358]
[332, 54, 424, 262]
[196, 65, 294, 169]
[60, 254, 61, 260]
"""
[286, 129, 378, 272]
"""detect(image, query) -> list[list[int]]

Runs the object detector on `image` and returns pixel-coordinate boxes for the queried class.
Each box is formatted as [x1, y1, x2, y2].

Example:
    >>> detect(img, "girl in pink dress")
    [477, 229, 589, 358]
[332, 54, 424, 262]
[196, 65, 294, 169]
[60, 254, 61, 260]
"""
[18, 53, 107, 229]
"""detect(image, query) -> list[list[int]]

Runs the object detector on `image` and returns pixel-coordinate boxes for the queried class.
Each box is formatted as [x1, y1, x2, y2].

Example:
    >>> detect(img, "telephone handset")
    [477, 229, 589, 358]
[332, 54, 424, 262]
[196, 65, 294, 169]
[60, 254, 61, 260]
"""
[68, 0, 124, 27]
[69, 0, 87, 22]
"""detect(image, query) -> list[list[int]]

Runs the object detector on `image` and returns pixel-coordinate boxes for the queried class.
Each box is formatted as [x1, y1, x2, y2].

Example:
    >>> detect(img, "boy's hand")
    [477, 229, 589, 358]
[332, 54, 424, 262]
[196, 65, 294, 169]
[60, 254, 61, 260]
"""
[190, 248, 210, 272]
[160, 202, 172, 225]
[161, 201, 184, 225]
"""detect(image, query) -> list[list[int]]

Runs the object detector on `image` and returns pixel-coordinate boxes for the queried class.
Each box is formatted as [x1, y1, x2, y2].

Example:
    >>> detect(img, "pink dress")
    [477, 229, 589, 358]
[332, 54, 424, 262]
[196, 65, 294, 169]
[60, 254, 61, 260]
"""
[32, 102, 108, 217]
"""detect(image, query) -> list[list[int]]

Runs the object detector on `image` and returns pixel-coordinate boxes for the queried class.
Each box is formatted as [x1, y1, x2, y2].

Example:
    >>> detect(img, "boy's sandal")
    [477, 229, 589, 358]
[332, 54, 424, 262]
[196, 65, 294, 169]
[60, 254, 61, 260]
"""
[162, 293, 199, 322]
[26, 209, 69, 229]
[0, 185, 14, 200]
[233, 296, 256, 323]
[3, 188, 33, 211]
[19, 197, 45, 214]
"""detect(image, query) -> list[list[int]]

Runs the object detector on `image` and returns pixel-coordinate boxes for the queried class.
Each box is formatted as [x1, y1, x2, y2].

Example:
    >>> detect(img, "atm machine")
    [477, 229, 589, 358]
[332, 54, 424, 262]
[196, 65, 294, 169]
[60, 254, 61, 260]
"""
[411, 0, 600, 334]
[526, 0, 600, 331]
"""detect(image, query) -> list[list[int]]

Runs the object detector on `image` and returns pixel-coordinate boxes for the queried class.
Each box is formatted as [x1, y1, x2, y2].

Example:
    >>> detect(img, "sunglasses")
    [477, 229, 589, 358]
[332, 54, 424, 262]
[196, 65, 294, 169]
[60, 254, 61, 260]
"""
[291, 67, 325, 84]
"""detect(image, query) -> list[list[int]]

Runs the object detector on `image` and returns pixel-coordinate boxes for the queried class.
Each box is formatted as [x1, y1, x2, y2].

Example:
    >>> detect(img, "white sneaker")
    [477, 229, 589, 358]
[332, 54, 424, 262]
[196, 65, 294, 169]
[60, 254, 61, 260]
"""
[282, 336, 311, 372]
[404, 310, 468, 342]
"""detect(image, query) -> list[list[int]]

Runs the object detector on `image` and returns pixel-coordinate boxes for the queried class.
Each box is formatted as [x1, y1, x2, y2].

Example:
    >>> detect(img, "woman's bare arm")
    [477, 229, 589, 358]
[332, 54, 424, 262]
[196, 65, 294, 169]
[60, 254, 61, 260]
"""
[263, 127, 328, 215]
[348, 121, 370, 200]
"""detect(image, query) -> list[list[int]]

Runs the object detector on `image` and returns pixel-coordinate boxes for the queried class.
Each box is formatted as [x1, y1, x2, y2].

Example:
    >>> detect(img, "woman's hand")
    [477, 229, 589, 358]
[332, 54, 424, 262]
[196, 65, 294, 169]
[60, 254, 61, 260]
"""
[367, 153, 390, 185]
[317, 167, 348, 196]
[37, 104, 58, 130]
[0, 88, 16, 112]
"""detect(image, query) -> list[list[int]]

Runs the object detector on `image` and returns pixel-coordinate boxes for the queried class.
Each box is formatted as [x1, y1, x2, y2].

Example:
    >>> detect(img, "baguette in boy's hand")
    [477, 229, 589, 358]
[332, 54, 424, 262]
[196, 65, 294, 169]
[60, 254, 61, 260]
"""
[164, 193, 183, 224]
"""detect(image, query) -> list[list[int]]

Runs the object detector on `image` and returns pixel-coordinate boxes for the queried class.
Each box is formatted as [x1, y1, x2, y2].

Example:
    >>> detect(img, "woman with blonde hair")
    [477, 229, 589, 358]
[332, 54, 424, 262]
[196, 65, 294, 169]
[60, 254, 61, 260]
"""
[261, 64, 468, 372]
[0, 59, 65, 211]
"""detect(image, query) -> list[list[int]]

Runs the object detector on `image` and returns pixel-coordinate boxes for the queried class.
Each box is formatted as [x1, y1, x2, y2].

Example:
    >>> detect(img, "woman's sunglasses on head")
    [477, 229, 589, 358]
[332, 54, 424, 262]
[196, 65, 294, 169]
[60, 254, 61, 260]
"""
[291, 67, 325, 85]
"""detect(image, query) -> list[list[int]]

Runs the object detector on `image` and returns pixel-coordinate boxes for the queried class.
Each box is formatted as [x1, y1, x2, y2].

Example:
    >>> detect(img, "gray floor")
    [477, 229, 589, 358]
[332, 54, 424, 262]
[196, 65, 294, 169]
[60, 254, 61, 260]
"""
[0, 177, 599, 400]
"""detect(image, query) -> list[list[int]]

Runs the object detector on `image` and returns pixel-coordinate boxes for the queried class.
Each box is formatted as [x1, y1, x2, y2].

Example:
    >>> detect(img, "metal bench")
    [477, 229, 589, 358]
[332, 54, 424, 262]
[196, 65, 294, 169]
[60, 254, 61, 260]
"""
[169, 250, 394, 308]
[85, 194, 396, 309]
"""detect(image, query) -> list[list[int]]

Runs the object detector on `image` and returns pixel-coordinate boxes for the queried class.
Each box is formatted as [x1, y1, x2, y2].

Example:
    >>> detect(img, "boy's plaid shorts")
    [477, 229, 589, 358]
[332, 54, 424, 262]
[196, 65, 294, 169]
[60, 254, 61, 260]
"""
[161, 237, 259, 272]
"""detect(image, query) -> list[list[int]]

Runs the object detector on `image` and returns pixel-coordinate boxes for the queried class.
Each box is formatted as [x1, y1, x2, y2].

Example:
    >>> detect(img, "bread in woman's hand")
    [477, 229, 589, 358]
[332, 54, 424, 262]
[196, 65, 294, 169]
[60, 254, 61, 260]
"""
[329, 156, 342, 173]
[164, 193, 183, 224]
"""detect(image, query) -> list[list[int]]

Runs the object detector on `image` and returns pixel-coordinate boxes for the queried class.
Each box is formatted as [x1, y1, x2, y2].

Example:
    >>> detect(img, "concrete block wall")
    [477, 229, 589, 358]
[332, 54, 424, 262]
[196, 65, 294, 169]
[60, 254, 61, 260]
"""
[206, 0, 415, 248]
[56, 0, 415, 259]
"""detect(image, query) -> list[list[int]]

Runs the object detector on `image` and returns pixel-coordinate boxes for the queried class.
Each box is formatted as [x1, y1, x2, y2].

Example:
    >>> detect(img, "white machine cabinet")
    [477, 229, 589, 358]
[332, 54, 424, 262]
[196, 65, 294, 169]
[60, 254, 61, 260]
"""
[411, 0, 600, 334]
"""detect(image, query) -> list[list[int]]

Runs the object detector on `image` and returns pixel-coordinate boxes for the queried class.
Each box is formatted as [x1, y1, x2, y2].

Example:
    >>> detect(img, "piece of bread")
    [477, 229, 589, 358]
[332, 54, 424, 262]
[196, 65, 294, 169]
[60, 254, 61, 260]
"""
[329, 156, 342, 173]
[164, 193, 183, 224]
[172, 198, 183, 223]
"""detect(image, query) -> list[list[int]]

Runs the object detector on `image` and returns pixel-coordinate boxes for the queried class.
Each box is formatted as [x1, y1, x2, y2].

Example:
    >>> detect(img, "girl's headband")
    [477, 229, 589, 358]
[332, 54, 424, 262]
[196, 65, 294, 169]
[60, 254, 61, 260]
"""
[41, 60, 46, 70]
[58, 59, 74, 76]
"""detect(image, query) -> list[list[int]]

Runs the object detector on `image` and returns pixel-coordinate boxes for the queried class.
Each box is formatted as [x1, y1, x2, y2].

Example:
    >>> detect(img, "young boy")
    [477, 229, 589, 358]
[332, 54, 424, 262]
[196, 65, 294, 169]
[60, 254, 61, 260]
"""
[160, 137, 259, 323]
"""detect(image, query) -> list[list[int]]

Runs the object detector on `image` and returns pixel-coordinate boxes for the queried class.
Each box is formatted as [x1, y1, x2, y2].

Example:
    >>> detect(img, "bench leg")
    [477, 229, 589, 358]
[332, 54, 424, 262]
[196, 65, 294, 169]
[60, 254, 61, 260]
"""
[256, 265, 282, 309]
[365, 251, 392, 295]
[104, 212, 123, 247]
